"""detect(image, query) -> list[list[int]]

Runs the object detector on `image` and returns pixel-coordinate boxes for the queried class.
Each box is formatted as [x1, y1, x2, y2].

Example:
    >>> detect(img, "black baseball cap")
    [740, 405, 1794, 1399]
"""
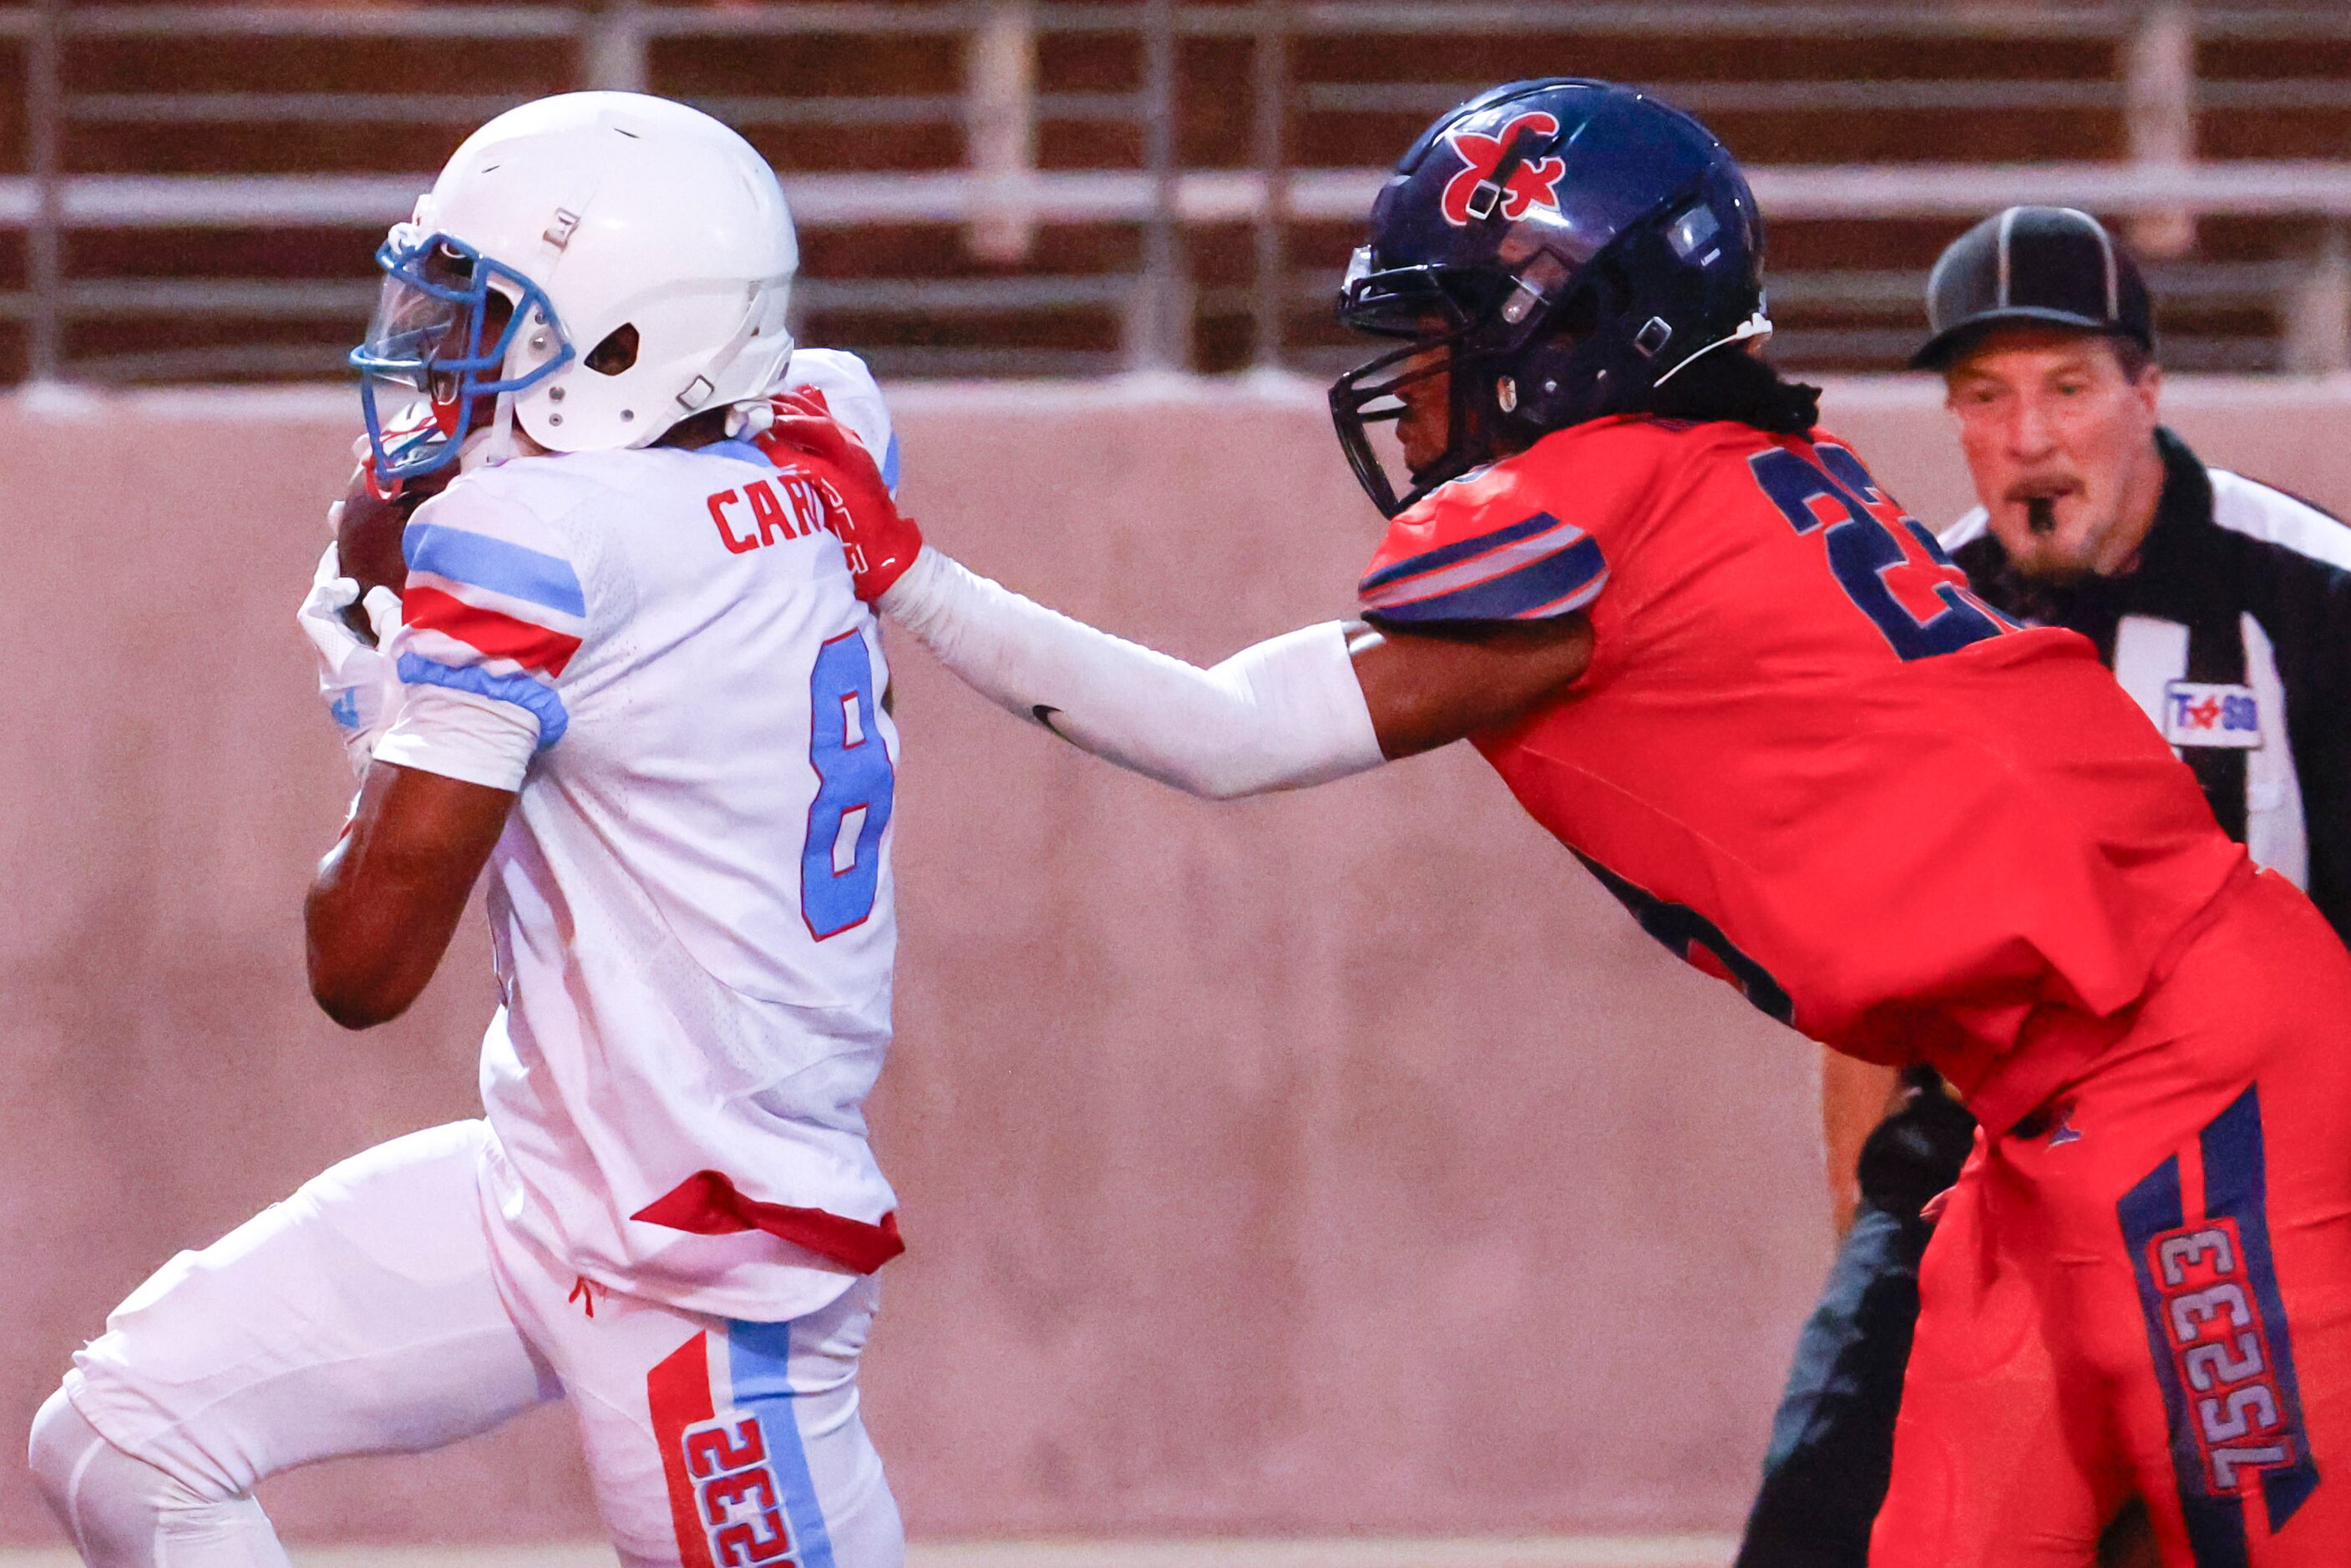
[1911, 206, 2155, 371]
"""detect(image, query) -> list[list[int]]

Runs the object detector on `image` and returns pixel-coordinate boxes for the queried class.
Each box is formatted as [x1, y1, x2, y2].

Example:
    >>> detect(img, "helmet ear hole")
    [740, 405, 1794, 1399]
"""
[585, 322, 641, 375]
[1550, 278, 1600, 344]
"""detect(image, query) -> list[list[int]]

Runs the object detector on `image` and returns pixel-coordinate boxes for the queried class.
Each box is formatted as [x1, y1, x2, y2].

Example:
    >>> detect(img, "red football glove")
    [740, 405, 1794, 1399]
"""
[757, 394, 924, 601]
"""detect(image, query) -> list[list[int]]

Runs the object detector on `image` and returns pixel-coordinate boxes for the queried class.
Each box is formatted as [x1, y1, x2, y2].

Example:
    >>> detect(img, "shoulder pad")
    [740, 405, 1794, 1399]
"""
[781, 348, 900, 494]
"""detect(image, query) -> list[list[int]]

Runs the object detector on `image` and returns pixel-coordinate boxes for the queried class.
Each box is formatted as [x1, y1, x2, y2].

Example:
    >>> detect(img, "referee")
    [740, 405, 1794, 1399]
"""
[1739, 205, 2351, 1568]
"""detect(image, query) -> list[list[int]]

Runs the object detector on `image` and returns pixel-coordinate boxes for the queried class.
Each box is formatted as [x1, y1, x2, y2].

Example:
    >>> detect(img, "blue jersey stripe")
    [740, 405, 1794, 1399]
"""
[879, 430, 901, 493]
[1359, 508, 1567, 595]
[403, 523, 587, 619]
[702, 438, 773, 467]
[1366, 533, 1605, 624]
[727, 1320, 839, 1568]
[397, 653, 569, 749]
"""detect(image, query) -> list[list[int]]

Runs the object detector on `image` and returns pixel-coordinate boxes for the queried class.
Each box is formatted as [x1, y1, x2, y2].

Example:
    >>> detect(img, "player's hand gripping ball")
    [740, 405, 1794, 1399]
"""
[327, 427, 453, 643]
[757, 392, 925, 600]
[296, 542, 408, 777]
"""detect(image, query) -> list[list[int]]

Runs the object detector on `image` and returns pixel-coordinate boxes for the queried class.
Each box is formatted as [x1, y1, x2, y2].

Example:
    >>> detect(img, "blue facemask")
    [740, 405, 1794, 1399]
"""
[350, 227, 575, 483]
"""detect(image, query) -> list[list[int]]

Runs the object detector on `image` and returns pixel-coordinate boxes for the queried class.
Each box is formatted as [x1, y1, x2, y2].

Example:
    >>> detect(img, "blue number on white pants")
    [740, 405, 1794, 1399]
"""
[802, 630, 894, 939]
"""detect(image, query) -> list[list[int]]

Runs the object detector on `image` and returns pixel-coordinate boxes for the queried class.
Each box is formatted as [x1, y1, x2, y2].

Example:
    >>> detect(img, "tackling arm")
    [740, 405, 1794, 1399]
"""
[1347, 611, 1595, 758]
[879, 547, 1593, 797]
[306, 763, 514, 1029]
[765, 400, 1595, 797]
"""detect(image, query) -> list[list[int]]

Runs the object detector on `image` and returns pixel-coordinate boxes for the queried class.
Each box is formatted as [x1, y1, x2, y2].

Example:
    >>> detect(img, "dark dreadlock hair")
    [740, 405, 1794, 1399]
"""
[1640, 344, 1821, 435]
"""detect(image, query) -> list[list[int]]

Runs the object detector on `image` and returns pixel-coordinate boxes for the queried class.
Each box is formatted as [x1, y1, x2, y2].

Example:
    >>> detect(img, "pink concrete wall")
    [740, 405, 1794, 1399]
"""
[6, 375, 2348, 1546]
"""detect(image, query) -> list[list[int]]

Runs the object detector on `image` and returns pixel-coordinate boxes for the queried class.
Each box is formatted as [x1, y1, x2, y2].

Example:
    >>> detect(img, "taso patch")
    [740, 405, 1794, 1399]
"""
[2164, 682, 2262, 749]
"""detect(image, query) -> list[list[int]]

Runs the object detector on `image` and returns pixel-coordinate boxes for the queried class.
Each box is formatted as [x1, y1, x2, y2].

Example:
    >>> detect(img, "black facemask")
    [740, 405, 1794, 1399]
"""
[1328, 324, 1508, 518]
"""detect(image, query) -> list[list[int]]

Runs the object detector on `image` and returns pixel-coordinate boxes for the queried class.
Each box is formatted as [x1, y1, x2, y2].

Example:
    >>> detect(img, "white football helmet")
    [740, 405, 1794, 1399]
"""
[353, 91, 798, 480]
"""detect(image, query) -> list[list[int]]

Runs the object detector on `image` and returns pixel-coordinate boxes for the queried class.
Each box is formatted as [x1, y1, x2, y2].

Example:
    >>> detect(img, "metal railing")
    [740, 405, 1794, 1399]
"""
[2, 1, 2349, 382]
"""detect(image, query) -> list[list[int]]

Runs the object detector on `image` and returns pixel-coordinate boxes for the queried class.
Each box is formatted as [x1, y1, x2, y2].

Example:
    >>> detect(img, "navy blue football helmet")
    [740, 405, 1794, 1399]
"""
[1330, 78, 1773, 515]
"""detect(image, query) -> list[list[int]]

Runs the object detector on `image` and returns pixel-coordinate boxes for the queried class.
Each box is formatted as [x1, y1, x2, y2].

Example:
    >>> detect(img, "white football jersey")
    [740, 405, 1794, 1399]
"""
[374, 350, 904, 1322]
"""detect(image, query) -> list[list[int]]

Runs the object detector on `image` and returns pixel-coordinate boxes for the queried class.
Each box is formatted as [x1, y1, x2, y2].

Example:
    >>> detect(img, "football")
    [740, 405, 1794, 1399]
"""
[332, 463, 450, 641]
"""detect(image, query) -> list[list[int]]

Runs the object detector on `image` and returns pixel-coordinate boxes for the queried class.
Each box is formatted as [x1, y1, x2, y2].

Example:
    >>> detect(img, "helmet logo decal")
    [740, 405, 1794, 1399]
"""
[1440, 111, 1565, 227]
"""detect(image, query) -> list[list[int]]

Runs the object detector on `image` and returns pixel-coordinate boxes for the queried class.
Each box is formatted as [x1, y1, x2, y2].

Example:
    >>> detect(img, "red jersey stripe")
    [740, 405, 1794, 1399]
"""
[403, 584, 583, 677]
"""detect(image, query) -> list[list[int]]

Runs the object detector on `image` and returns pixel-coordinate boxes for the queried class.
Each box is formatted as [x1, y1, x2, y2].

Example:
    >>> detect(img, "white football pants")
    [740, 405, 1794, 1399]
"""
[32, 1120, 902, 1568]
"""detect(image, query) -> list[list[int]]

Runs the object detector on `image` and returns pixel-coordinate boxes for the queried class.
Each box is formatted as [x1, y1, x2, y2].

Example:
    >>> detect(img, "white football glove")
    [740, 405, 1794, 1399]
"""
[297, 542, 406, 778]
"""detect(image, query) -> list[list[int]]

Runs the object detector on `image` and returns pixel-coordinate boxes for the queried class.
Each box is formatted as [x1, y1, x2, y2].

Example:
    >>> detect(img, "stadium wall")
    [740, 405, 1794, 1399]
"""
[5, 375, 2348, 1547]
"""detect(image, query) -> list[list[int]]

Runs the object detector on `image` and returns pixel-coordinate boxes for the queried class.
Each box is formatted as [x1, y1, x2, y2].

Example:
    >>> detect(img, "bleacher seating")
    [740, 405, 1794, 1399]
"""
[0, 1, 2347, 385]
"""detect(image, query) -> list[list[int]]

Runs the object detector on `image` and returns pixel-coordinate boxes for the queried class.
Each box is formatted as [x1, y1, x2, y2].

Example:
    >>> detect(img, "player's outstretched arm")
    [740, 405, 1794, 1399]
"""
[884, 548, 1590, 793]
[772, 407, 1594, 797]
[1345, 614, 1594, 759]
[881, 548, 1382, 797]
[306, 763, 514, 1029]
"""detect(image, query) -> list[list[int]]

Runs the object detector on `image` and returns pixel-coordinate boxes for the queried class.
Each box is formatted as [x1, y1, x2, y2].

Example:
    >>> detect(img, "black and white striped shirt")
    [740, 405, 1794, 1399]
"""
[1942, 427, 2351, 942]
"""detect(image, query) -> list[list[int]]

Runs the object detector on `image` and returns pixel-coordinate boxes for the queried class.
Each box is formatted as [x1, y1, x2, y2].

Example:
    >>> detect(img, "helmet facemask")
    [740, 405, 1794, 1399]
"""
[1330, 245, 1573, 518]
[352, 226, 573, 483]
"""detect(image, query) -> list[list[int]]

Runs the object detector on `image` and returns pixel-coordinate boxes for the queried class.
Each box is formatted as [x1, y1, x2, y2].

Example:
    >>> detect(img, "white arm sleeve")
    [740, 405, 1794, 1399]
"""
[880, 548, 1386, 800]
[373, 682, 539, 793]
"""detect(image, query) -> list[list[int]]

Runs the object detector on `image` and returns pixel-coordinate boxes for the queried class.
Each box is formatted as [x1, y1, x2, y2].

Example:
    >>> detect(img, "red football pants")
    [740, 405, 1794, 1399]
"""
[1872, 870, 2351, 1567]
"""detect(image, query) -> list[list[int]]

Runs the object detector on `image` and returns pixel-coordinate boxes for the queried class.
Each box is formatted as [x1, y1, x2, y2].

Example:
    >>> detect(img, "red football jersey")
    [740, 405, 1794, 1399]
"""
[1359, 415, 2246, 1121]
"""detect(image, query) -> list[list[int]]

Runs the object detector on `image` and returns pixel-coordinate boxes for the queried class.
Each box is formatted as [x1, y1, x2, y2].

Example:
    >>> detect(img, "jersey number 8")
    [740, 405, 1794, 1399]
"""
[802, 630, 895, 940]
